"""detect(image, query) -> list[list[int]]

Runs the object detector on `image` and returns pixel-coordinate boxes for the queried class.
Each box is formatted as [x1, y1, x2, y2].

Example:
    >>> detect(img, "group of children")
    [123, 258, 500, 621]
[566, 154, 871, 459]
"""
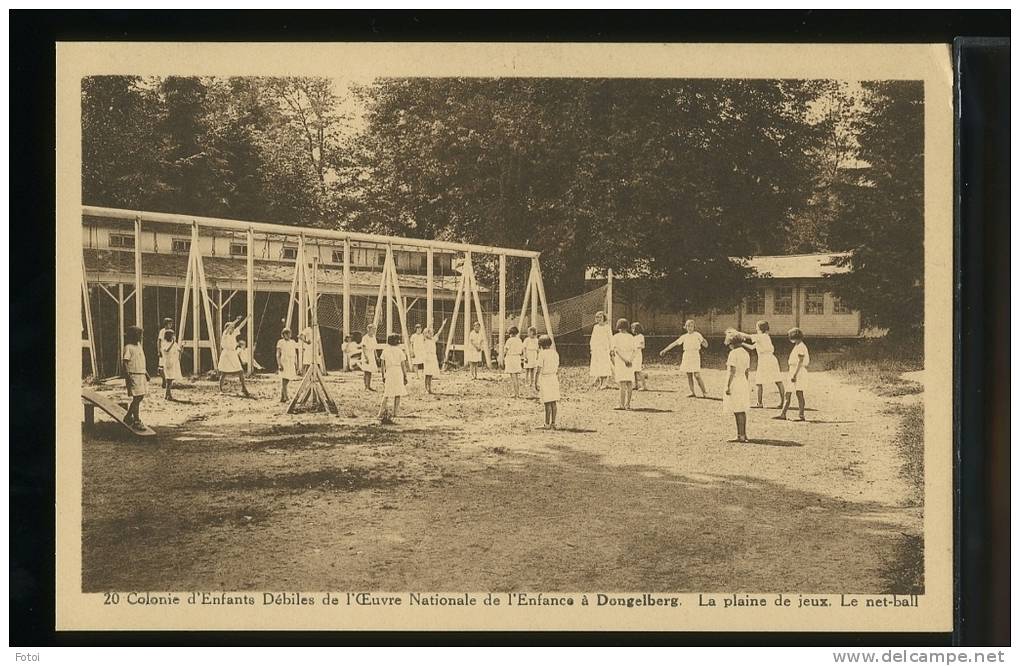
[657, 319, 811, 443]
[338, 322, 562, 428]
[589, 313, 649, 395]
[118, 315, 273, 430]
[587, 312, 811, 442]
[499, 326, 560, 427]
[118, 307, 808, 440]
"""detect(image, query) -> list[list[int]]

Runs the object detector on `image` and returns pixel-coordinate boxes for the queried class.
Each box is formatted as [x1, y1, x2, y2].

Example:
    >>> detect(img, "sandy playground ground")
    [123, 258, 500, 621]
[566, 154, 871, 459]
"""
[81, 359, 923, 594]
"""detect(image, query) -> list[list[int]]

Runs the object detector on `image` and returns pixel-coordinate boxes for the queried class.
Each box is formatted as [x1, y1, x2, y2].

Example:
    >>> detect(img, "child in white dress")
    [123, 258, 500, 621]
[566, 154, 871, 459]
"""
[161, 329, 183, 401]
[722, 329, 751, 443]
[776, 327, 810, 422]
[611, 318, 637, 410]
[361, 325, 380, 391]
[741, 320, 785, 409]
[523, 326, 540, 388]
[534, 335, 560, 429]
[503, 326, 524, 398]
[156, 318, 173, 388]
[378, 334, 410, 422]
[276, 328, 300, 403]
[217, 316, 252, 397]
[421, 327, 440, 394]
[631, 321, 646, 390]
[342, 335, 358, 371]
[237, 339, 262, 374]
[409, 324, 426, 378]
[659, 319, 708, 398]
[121, 325, 148, 430]
[589, 311, 613, 390]
[299, 326, 325, 375]
[467, 322, 485, 379]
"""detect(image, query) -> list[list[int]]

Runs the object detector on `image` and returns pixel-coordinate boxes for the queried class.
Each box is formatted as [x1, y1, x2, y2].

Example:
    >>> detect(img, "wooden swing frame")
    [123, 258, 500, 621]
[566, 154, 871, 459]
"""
[287, 253, 337, 415]
[81, 205, 555, 384]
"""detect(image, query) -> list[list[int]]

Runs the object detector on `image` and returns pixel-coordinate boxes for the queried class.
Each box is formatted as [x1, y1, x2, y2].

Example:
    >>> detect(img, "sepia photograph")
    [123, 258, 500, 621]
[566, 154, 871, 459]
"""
[54, 42, 954, 632]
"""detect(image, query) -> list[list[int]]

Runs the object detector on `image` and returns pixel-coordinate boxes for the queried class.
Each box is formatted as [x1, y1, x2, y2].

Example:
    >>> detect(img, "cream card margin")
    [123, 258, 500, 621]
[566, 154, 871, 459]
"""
[55, 41, 954, 632]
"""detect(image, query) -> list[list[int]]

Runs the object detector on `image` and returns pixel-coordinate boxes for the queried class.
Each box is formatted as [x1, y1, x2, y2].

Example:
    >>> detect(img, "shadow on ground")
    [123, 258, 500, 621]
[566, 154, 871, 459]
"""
[82, 427, 922, 595]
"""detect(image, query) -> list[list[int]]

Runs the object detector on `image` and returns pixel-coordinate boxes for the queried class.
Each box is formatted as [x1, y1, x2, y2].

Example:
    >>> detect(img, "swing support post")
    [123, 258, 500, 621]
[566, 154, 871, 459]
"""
[426, 247, 434, 331]
[534, 258, 555, 349]
[246, 226, 254, 376]
[288, 254, 337, 415]
[342, 238, 351, 342]
[81, 257, 98, 380]
[191, 226, 201, 374]
[134, 216, 143, 327]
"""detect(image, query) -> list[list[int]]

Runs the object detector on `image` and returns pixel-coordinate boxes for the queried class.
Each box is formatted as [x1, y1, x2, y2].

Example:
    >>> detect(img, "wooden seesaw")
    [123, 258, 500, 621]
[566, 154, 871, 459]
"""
[82, 388, 157, 438]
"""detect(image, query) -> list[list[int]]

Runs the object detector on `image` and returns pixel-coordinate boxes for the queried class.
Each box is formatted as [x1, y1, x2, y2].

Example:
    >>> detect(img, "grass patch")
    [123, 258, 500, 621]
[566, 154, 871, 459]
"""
[825, 337, 923, 396]
[885, 402, 924, 507]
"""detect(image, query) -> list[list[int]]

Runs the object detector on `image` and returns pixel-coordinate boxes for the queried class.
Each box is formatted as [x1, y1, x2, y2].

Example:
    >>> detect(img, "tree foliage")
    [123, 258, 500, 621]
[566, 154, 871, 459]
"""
[82, 75, 348, 226]
[82, 75, 925, 332]
[827, 81, 925, 336]
[351, 78, 825, 309]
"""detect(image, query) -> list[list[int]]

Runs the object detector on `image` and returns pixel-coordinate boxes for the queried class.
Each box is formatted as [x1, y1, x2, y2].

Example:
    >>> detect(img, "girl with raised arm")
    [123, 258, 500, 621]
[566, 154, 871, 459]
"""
[659, 319, 709, 398]
[217, 315, 252, 397]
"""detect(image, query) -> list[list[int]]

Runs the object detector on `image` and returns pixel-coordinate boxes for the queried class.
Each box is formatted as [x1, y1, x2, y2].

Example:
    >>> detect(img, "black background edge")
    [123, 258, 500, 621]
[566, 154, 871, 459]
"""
[9, 9, 1010, 648]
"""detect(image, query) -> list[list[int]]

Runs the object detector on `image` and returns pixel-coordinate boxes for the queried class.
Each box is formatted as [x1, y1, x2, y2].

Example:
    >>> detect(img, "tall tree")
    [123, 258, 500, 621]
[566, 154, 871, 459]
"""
[81, 76, 159, 208]
[828, 81, 925, 336]
[352, 77, 820, 309]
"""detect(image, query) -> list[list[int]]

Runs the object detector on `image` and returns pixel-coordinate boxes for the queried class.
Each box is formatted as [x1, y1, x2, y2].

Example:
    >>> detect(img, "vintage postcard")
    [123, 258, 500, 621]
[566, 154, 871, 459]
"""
[56, 41, 954, 631]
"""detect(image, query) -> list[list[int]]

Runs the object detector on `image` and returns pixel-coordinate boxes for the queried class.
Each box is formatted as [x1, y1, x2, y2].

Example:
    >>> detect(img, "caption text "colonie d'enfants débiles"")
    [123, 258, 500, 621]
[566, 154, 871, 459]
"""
[103, 591, 922, 610]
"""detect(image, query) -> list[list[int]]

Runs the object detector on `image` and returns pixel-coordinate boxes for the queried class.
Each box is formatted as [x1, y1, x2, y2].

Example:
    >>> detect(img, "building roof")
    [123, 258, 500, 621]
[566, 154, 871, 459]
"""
[739, 252, 851, 279]
[585, 252, 852, 281]
[83, 249, 471, 294]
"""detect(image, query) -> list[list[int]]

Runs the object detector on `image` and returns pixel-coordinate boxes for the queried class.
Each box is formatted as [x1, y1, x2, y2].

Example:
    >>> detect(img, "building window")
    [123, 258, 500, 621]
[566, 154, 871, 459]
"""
[109, 234, 135, 249]
[377, 251, 387, 267]
[773, 286, 793, 315]
[171, 238, 191, 254]
[833, 295, 853, 314]
[229, 242, 247, 257]
[805, 287, 825, 315]
[281, 246, 298, 260]
[331, 249, 344, 264]
[745, 288, 765, 315]
[352, 248, 374, 267]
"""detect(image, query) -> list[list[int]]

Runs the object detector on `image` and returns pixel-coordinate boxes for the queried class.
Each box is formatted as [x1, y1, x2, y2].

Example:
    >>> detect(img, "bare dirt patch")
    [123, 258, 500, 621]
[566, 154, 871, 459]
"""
[81, 361, 923, 593]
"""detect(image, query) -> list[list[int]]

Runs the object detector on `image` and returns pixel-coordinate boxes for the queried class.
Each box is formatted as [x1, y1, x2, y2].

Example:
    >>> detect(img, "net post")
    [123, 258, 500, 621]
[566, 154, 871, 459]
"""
[498, 254, 506, 365]
[607, 267, 614, 326]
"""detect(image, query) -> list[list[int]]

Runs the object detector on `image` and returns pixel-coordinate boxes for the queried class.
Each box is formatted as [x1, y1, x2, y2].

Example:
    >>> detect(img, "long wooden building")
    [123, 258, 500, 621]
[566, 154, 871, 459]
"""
[591, 252, 864, 338]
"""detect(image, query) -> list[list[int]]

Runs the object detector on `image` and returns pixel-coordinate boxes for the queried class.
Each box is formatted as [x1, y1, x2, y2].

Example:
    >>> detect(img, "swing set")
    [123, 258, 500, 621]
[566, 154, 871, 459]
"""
[81, 205, 557, 413]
